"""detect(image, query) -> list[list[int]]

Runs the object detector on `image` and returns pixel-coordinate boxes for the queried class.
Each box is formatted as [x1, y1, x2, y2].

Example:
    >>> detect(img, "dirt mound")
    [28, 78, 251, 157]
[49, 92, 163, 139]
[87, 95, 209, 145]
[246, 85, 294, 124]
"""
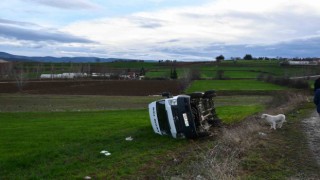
[0, 80, 182, 96]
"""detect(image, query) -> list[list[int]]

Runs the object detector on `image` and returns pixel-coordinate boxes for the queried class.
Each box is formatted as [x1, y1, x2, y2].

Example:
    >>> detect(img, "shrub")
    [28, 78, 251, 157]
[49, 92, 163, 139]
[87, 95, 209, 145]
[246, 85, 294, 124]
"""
[290, 79, 310, 89]
[273, 77, 291, 86]
[256, 73, 266, 81]
[265, 75, 274, 83]
[190, 68, 201, 80]
[257, 74, 309, 90]
[216, 70, 225, 80]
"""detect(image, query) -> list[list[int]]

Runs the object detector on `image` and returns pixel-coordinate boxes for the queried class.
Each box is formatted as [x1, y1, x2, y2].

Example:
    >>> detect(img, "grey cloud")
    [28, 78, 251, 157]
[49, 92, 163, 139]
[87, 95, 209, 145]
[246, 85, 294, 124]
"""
[225, 10, 320, 37]
[222, 11, 270, 21]
[155, 36, 320, 60]
[0, 24, 94, 43]
[25, 0, 100, 10]
[264, 37, 320, 57]
[157, 45, 214, 58]
[213, 37, 320, 58]
[132, 17, 164, 29]
[181, 13, 216, 19]
[140, 23, 162, 29]
[164, 39, 180, 43]
[0, 18, 39, 27]
[181, 11, 263, 22]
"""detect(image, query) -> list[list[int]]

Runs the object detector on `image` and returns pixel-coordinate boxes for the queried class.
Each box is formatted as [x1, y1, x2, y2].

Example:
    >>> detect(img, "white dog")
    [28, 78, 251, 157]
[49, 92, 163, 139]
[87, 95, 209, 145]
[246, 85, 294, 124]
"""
[261, 114, 286, 130]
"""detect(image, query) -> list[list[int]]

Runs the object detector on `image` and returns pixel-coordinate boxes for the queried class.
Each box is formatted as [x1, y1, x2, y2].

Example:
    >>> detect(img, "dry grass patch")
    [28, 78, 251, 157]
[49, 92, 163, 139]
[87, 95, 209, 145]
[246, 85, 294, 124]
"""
[160, 91, 311, 179]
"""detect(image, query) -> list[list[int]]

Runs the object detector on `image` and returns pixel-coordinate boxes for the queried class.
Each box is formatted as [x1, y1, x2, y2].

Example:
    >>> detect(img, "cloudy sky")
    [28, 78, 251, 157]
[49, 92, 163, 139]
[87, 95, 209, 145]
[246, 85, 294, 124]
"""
[0, 0, 320, 60]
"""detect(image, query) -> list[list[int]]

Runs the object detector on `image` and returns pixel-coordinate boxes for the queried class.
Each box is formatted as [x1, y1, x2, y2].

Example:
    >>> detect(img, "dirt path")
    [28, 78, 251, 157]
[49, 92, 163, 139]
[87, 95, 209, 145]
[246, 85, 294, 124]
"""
[302, 111, 320, 166]
[290, 75, 320, 80]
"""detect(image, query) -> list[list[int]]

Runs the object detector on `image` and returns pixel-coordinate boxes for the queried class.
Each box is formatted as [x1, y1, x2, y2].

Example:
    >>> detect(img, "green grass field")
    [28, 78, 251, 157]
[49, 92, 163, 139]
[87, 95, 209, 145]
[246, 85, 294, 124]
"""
[103, 61, 157, 68]
[201, 70, 261, 79]
[145, 68, 189, 78]
[0, 110, 186, 179]
[220, 60, 281, 65]
[199, 61, 319, 77]
[217, 105, 263, 124]
[145, 70, 168, 78]
[215, 95, 272, 107]
[24, 61, 159, 69]
[0, 94, 267, 178]
[186, 80, 288, 92]
[0, 106, 264, 179]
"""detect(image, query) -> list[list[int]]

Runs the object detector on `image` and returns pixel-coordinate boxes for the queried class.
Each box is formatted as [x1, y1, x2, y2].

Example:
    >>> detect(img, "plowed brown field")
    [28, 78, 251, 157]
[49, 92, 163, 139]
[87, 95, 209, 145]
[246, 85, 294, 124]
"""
[0, 80, 182, 96]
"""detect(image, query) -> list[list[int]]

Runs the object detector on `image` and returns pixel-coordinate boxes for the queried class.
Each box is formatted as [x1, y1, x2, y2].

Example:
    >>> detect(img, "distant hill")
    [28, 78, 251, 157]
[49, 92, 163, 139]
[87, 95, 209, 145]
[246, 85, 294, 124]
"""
[0, 52, 145, 63]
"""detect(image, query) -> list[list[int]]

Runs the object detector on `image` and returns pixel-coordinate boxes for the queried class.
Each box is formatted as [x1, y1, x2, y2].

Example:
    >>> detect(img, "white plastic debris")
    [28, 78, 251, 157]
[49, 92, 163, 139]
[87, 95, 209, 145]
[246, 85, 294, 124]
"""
[258, 132, 267, 136]
[196, 175, 205, 180]
[84, 176, 92, 180]
[100, 150, 111, 156]
[125, 136, 133, 141]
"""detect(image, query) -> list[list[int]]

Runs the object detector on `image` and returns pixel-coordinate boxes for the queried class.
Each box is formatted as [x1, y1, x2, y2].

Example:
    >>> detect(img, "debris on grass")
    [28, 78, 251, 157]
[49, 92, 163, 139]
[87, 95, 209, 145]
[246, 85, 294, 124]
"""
[196, 175, 206, 180]
[125, 136, 133, 141]
[83, 176, 91, 179]
[258, 132, 267, 137]
[100, 150, 111, 156]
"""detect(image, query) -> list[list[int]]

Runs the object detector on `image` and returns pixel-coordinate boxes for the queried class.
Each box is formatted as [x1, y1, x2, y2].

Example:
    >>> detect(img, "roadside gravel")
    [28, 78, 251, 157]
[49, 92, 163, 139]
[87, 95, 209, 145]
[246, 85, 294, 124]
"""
[302, 111, 320, 166]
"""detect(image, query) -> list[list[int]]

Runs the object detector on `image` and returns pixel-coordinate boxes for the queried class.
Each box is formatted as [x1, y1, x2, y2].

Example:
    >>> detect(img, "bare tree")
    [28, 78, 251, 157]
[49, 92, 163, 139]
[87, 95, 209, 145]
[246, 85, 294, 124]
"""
[51, 63, 55, 80]
[178, 68, 200, 92]
[35, 63, 41, 79]
[13, 64, 28, 92]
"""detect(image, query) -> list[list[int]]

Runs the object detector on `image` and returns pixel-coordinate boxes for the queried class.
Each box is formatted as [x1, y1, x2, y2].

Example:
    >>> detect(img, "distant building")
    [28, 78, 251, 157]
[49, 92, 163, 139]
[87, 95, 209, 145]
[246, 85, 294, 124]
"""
[281, 60, 319, 66]
[0, 59, 8, 63]
[91, 73, 113, 78]
[288, 61, 310, 65]
[40, 73, 87, 79]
